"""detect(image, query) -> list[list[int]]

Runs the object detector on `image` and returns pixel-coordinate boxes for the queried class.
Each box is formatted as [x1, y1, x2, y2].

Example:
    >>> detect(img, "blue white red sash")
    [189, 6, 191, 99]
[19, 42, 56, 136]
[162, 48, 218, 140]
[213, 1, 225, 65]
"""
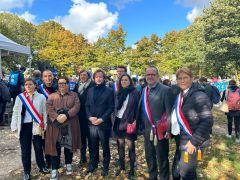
[39, 84, 50, 99]
[175, 93, 192, 137]
[113, 82, 119, 93]
[18, 92, 44, 129]
[142, 87, 156, 132]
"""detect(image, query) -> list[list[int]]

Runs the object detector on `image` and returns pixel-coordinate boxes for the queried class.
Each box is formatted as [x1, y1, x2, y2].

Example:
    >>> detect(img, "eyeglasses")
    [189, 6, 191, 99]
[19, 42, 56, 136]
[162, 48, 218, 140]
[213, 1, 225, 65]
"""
[177, 77, 190, 81]
[58, 82, 67, 85]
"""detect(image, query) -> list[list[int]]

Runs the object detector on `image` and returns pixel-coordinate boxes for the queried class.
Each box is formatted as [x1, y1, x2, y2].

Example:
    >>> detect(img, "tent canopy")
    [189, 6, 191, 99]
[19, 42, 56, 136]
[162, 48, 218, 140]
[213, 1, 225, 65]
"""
[0, 33, 31, 55]
[0, 33, 31, 78]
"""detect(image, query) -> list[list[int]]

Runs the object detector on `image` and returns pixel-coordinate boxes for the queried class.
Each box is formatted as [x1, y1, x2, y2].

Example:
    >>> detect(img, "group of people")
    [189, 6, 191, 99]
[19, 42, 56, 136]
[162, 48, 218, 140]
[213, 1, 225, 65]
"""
[8, 65, 216, 180]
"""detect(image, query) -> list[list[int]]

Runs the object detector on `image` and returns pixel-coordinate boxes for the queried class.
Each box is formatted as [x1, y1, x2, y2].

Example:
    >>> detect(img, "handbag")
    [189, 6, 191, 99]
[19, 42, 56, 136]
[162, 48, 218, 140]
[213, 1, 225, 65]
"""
[126, 121, 136, 134]
[156, 112, 168, 140]
[218, 100, 229, 113]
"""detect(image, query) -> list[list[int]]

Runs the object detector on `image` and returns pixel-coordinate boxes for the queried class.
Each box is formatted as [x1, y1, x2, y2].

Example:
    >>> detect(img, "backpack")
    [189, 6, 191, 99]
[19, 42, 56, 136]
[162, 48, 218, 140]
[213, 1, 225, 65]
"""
[211, 85, 221, 104]
[8, 71, 19, 86]
[35, 79, 42, 86]
[227, 88, 240, 110]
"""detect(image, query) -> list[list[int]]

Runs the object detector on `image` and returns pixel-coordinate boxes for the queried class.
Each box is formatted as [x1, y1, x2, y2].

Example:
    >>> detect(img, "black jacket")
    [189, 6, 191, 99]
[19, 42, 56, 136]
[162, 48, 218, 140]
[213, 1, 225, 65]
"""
[113, 89, 140, 131]
[137, 83, 174, 136]
[85, 84, 114, 129]
[74, 81, 95, 127]
[178, 83, 213, 147]
[0, 80, 11, 114]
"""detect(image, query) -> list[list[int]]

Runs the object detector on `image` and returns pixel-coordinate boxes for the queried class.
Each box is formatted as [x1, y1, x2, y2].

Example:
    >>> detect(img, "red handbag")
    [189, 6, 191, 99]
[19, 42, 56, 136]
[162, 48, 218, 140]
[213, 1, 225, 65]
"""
[126, 121, 136, 134]
[157, 112, 168, 140]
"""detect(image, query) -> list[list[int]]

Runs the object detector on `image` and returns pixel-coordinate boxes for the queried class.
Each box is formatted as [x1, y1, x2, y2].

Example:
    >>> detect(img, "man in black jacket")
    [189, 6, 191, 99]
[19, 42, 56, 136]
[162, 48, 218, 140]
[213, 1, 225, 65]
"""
[85, 69, 114, 177]
[137, 66, 174, 180]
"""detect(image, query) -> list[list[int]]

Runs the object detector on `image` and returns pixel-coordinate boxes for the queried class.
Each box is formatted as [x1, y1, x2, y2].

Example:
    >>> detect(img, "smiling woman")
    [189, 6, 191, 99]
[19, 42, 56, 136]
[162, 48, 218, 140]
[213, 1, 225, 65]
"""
[171, 67, 213, 179]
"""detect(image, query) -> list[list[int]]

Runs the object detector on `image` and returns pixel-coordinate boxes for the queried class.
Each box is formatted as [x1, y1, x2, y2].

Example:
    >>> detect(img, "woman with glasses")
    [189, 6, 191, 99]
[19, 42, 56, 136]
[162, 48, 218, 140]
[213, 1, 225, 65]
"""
[45, 76, 81, 180]
[113, 74, 140, 179]
[11, 78, 48, 180]
[171, 67, 213, 180]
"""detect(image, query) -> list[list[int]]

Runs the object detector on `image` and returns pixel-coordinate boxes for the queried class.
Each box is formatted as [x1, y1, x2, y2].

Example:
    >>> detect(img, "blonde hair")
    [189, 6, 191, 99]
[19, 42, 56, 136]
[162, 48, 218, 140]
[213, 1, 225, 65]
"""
[176, 67, 193, 78]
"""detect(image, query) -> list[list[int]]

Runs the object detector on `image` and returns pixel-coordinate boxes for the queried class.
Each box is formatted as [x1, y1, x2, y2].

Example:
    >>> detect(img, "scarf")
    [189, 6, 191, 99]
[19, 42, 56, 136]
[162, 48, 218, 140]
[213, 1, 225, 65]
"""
[117, 86, 135, 110]
[78, 78, 92, 95]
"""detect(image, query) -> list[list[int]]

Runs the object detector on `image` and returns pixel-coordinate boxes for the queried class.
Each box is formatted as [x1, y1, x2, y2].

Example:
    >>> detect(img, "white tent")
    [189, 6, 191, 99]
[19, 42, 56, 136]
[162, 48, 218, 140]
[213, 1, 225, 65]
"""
[0, 33, 31, 78]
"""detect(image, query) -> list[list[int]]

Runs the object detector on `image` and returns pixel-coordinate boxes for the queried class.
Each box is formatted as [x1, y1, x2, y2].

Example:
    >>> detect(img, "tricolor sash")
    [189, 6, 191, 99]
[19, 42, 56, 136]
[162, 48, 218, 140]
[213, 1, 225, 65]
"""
[142, 87, 158, 145]
[113, 82, 119, 93]
[175, 93, 192, 137]
[18, 92, 44, 129]
[39, 84, 50, 99]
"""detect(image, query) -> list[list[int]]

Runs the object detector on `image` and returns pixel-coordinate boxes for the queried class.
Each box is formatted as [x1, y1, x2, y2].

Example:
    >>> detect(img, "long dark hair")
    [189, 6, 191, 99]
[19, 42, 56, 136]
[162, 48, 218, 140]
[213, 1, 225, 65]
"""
[118, 73, 134, 90]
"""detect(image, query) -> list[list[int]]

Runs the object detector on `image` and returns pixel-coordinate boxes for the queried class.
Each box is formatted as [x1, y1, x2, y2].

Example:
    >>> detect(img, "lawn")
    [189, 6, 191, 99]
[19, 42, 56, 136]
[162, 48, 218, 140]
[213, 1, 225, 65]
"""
[9, 108, 240, 179]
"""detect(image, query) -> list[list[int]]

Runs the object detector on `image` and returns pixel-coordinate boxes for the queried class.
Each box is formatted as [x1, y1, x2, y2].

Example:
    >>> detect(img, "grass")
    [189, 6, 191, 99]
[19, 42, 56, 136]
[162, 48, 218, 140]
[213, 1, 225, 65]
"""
[9, 108, 240, 179]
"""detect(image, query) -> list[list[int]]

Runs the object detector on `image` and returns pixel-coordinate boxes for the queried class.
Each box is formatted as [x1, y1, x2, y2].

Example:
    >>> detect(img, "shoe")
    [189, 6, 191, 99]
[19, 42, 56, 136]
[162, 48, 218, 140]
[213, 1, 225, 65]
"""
[226, 134, 232, 138]
[23, 173, 30, 180]
[115, 168, 125, 176]
[236, 138, 240, 143]
[51, 169, 58, 180]
[39, 166, 49, 174]
[78, 158, 87, 167]
[66, 164, 73, 175]
[128, 170, 135, 179]
[87, 165, 97, 174]
[101, 169, 108, 177]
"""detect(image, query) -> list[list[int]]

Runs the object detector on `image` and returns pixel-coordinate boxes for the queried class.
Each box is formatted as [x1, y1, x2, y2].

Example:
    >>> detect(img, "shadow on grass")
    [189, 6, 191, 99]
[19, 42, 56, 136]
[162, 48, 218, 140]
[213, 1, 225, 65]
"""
[198, 134, 240, 180]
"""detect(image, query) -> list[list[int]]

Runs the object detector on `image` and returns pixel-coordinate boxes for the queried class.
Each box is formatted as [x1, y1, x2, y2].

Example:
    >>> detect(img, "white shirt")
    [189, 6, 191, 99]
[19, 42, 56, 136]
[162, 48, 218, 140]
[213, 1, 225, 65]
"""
[171, 88, 190, 135]
[116, 95, 129, 119]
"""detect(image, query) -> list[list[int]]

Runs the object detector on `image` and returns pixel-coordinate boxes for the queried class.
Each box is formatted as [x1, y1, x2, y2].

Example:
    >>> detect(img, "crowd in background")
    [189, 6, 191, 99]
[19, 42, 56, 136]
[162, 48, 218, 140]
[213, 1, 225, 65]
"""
[0, 65, 239, 180]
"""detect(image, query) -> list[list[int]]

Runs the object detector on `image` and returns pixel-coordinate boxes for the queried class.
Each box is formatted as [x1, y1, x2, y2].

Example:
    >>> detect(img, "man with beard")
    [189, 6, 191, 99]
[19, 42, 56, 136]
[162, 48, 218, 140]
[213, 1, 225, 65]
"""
[86, 69, 114, 177]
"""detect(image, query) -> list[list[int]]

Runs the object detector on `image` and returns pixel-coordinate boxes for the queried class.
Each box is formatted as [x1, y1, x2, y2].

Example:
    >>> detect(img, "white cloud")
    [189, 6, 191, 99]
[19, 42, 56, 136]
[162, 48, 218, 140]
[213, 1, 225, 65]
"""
[55, 0, 118, 43]
[19, 11, 36, 23]
[110, 0, 142, 10]
[176, 0, 213, 22]
[0, 0, 34, 11]
[186, 7, 201, 22]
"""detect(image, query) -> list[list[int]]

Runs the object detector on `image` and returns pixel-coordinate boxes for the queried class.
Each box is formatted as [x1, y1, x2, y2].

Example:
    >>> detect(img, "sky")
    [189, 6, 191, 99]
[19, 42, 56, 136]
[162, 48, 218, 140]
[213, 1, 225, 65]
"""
[0, 0, 213, 46]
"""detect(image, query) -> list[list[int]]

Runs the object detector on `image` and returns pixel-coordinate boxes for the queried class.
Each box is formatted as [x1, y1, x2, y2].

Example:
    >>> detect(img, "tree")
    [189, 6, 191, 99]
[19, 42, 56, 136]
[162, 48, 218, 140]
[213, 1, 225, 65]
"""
[160, 31, 183, 75]
[0, 13, 36, 69]
[35, 21, 90, 75]
[93, 26, 127, 71]
[203, 0, 240, 78]
[129, 34, 161, 75]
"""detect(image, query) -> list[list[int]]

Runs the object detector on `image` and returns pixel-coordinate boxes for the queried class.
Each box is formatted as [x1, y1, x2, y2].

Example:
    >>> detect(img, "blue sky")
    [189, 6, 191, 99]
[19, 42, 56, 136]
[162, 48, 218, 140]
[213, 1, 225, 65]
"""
[0, 0, 212, 46]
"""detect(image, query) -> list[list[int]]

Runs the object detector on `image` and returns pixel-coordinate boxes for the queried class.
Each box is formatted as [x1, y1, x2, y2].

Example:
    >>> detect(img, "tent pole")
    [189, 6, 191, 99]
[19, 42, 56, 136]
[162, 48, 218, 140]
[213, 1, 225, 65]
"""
[0, 50, 2, 79]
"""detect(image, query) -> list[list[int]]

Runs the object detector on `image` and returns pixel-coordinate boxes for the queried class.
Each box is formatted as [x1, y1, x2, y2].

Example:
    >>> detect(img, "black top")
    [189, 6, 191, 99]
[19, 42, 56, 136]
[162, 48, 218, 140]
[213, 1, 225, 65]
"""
[85, 83, 114, 129]
[179, 83, 213, 147]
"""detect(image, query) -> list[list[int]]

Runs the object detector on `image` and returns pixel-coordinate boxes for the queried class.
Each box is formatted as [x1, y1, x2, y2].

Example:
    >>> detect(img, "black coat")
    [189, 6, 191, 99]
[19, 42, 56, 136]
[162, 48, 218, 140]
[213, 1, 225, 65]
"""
[178, 83, 213, 147]
[113, 89, 140, 131]
[85, 84, 114, 129]
[0, 80, 11, 114]
[136, 83, 174, 135]
[74, 81, 95, 128]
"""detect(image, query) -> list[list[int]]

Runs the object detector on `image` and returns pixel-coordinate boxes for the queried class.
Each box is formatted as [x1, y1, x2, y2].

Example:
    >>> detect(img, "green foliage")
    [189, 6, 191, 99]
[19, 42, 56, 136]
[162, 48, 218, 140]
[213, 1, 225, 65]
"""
[203, 0, 240, 73]
[0, 13, 36, 68]
[1, 0, 240, 79]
